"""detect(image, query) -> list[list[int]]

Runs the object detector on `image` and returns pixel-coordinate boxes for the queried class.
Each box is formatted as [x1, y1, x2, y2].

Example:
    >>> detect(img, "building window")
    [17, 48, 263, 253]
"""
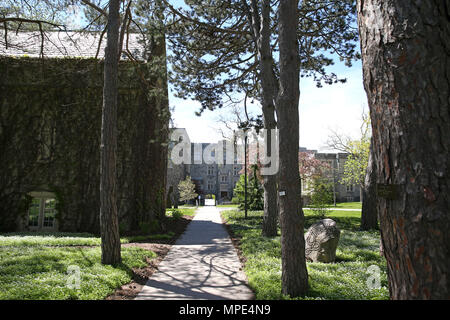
[28, 198, 40, 227]
[208, 181, 214, 191]
[221, 175, 227, 183]
[207, 166, 214, 175]
[43, 199, 56, 228]
[233, 166, 240, 176]
[28, 192, 57, 229]
[346, 184, 354, 192]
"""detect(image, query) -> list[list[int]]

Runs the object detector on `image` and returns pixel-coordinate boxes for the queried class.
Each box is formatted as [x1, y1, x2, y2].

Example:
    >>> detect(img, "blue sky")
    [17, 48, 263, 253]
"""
[167, 1, 368, 151]
[170, 58, 368, 151]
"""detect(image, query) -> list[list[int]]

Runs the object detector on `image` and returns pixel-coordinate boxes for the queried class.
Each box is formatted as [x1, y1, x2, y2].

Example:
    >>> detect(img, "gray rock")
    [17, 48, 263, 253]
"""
[305, 218, 340, 263]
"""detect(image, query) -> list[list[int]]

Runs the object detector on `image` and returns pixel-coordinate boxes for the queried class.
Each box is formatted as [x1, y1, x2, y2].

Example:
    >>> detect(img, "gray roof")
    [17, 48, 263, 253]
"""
[0, 30, 146, 60]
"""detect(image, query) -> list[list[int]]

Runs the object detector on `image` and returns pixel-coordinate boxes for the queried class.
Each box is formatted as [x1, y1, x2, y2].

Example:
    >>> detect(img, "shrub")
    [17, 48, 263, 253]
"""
[171, 209, 183, 220]
[138, 220, 160, 234]
[233, 165, 264, 211]
[309, 178, 333, 218]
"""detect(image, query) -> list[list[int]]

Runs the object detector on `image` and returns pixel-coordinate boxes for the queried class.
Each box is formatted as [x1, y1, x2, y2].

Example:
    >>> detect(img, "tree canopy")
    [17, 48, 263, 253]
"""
[164, 0, 360, 114]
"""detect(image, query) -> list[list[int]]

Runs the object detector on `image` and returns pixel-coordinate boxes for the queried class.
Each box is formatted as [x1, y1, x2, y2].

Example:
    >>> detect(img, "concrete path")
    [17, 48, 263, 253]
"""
[135, 206, 254, 300]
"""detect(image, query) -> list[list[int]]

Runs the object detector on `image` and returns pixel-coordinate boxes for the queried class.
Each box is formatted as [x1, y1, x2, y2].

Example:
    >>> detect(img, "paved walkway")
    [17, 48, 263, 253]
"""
[135, 206, 254, 300]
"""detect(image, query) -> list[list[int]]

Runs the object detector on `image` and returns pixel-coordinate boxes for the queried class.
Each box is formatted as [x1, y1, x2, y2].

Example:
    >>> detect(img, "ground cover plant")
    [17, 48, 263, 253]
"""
[0, 207, 198, 300]
[0, 245, 155, 300]
[221, 209, 388, 300]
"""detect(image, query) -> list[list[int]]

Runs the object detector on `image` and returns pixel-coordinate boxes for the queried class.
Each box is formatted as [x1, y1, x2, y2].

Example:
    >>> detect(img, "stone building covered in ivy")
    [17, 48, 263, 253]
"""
[0, 31, 169, 233]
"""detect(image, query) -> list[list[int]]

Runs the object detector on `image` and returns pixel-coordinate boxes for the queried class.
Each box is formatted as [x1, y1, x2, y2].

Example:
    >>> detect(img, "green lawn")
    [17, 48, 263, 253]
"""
[0, 231, 178, 247]
[333, 202, 362, 209]
[0, 244, 155, 300]
[216, 204, 239, 208]
[221, 209, 388, 300]
[166, 206, 197, 217]
[0, 208, 196, 300]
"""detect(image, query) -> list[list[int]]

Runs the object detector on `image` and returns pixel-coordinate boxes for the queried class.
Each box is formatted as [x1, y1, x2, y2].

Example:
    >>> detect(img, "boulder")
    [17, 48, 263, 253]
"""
[305, 218, 340, 263]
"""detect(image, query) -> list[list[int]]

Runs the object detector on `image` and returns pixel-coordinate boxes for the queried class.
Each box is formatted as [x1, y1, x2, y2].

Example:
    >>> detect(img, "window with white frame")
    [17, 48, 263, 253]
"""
[28, 192, 57, 230]
[28, 198, 40, 227]
[43, 199, 56, 227]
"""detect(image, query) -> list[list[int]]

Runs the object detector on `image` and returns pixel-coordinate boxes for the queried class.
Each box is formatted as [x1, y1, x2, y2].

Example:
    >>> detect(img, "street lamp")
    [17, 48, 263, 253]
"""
[238, 123, 250, 219]
[244, 129, 249, 219]
[333, 153, 340, 206]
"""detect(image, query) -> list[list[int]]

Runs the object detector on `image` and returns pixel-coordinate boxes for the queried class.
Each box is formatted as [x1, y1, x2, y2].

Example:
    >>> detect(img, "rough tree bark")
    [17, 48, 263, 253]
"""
[99, 0, 121, 265]
[357, 0, 450, 299]
[361, 137, 378, 230]
[257, 0, 278, 237]
[276, 0, 308, 297]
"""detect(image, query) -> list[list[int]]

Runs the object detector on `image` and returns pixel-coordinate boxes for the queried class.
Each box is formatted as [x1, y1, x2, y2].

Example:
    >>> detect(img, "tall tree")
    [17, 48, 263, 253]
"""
[276, 0, 308, 296]
[357, 0, 450, 299]
[248, 0, 279, 237]
[165, 0, 359, 241]
[99, 0, 121, 265]
[166, 0, 358, 297]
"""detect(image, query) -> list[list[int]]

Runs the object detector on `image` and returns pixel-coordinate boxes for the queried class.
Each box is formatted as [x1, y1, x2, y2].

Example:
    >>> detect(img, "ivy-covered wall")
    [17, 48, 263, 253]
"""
[0, 55, 169, 233]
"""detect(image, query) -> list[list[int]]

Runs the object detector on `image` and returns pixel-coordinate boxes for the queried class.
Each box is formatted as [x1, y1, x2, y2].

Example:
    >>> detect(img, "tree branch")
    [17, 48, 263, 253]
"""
[80, 0, 108, 17]
[162, 0, 250, 36]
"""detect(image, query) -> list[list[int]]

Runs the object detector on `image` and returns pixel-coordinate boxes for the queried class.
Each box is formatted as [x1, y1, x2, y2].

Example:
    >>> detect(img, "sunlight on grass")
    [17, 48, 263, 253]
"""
[0, 246, 155, 300]
[333, 202, 362, 209]
[166, 207, 197, 217]
[221, 209, 389, 300]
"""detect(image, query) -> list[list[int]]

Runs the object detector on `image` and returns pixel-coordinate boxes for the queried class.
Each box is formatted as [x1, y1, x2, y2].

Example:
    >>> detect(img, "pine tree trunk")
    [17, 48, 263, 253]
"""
[361, 137, 378, 230]
[262, 172, 278, 237]
[99, 0, 121, 265]
[357, 0, 450, 299]
[259, 0, 278, 237]
[276, 0, 308, 297]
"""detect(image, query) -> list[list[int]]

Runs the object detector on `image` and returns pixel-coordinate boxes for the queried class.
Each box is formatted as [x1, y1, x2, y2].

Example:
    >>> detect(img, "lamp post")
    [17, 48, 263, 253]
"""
[244, 130, 248, 219]
[333, 153, 340, 206]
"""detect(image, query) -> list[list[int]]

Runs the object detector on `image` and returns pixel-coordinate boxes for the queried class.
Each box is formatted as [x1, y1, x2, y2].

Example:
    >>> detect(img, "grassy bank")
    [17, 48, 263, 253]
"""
[221, 209, 388, 300]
